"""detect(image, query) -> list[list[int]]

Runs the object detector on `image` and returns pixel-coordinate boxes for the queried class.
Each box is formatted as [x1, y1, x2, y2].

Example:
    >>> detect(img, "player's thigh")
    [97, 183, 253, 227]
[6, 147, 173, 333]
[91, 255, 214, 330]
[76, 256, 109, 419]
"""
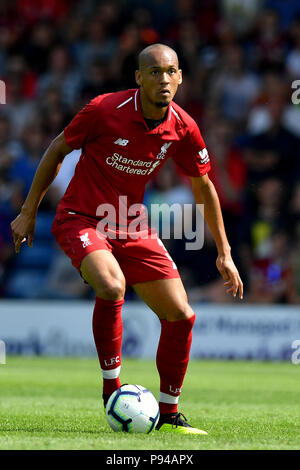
[80, 250, 126, 300]
[132, 277, 194, 321]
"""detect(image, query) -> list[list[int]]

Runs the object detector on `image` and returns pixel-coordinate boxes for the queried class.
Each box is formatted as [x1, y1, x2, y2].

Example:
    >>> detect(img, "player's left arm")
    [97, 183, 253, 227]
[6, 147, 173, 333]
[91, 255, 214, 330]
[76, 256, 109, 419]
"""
[191, 173, 243, 300]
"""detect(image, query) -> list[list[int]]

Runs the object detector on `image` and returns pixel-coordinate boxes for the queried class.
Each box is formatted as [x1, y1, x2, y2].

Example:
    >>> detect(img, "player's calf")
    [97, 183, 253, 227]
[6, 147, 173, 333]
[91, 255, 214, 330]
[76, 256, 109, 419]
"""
[157, 313, 195, 415]
[93, 297, 124, 398]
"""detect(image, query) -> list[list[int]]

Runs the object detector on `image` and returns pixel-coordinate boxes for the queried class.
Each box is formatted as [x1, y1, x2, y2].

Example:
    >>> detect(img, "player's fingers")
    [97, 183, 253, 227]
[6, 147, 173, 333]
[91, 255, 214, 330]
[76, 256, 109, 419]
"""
[232, 273, 241, 298]
[238, 277, 244, 300]
[226, 286, 234, 294]
[15, 238, 21, 253]
[15, 237, 26, 253]
[28, 233, 34, 247]
[233, 277, 239, 297]
[229, 269, 241, 298]
[228, 275, 243, 299]
[225, 272, 237, 297]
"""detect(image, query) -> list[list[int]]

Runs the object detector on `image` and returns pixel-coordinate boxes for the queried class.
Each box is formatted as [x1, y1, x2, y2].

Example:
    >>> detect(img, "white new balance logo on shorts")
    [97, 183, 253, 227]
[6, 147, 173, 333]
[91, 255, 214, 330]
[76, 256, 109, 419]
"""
[80, 233, 92, 248]
[114, 138, 129, 146]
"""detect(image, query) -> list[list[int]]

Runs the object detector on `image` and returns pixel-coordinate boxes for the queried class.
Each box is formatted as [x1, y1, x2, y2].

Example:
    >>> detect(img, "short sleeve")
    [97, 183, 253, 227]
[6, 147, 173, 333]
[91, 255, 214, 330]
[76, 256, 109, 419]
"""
[64, 96, 104, 149]
[172, 123, 211, 177]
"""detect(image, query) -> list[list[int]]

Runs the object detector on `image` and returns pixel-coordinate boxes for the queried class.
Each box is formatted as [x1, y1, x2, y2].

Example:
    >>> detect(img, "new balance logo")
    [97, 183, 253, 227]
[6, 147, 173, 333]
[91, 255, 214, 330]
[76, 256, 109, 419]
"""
[198, 148, 210, 164]
[114, 138, 129, 146]
[80, 232, 92, 248]
[104, 356, 120, 367]
[156, 142, 173, 159]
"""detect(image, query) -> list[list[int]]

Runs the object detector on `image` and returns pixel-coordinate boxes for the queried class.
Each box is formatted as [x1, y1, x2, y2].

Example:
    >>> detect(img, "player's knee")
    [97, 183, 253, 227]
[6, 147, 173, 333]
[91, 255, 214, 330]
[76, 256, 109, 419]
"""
[95, 277, 125, 300]
[166, 301, 195, 322]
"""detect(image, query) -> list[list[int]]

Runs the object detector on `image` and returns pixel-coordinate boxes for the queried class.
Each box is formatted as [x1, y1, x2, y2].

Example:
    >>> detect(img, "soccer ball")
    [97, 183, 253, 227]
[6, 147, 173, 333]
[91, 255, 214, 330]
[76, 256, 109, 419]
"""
[106, 384, 160, 433]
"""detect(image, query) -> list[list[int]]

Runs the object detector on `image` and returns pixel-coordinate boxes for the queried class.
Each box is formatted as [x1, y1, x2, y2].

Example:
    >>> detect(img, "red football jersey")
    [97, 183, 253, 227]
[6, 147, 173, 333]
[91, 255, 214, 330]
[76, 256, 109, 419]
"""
[59, 88, 210, 223]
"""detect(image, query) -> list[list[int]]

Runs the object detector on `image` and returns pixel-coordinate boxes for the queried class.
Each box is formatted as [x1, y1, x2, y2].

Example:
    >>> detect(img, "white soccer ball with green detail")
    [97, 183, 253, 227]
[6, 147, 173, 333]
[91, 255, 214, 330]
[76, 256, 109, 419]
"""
[106, 384, 160, 433]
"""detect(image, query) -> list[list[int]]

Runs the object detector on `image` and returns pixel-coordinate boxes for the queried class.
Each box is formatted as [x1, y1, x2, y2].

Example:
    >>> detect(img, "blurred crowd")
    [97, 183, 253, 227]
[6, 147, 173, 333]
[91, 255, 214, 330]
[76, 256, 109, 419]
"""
[0, 0, 300, 303]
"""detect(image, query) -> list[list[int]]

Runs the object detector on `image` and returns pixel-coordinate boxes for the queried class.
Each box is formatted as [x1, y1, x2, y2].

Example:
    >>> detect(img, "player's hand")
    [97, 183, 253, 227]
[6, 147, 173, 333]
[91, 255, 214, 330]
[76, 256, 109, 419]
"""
[10, 209, 36, 254]
[216, 254, 243, 300]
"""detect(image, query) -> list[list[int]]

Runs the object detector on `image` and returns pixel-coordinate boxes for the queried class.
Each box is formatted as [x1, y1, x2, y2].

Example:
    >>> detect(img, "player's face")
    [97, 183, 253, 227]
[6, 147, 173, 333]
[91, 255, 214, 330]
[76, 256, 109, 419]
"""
[136, 50, 182, 111]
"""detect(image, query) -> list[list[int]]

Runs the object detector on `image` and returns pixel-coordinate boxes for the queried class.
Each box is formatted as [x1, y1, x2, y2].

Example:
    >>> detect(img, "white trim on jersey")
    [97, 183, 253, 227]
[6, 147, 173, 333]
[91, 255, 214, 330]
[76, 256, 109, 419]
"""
[101, 366, 121, 379]
[134, 90, 138, 111]
[116, 96, 133, 109]
[159, 392, 179, 404]
[170, 106, 181, 121]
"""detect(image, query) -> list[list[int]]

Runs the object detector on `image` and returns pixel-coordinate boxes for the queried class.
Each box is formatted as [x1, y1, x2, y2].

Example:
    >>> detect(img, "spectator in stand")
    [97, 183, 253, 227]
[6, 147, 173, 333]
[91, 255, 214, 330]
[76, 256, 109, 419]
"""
[0, 147, 23, 219]
[288, 234, 300, 304]
[7, 119, 60, 213]
[40, 249, 93, 299]
[174, 223, 231, 304]
[247, 72, 288, 135]
[9, 123, 47, 197]
[131, 7, 159, 46]
[0, 143, 23, 295]
[288, 182, 300, 236]
[221, 0, 263, 37]
[4, 55, 37, 100]
[247, 228, 294, 303]
[0, 0, 24, 69]
[80, 58, 115, 103]
[245, 95, 300, 185]
[37, 45, 82, 106]
[110, 23, 143, 89]
[238, 177, 286, 298]
[132, 0, 176, 36]
[247, 70, 300, 138]
[203, 117, 247, 273]
[174, 20, 202, 77]
[0, 113, 23, 160]
[206, 118, 247, 219]
[38, 85, 63, 114]
[4, 57, 37, 138]
[264, 0, 300, 32]
[287, 182, 300, 303]
[71, 16, 117, 71]
[251, 8, 286, 72]
[42, 104, 69, 144]
[22, 20, 57, 75]
[286, 15, 300, 79]
[16, 0, 71, 27]
[209, 44, 260, 124]
[0, 214, 14, 296]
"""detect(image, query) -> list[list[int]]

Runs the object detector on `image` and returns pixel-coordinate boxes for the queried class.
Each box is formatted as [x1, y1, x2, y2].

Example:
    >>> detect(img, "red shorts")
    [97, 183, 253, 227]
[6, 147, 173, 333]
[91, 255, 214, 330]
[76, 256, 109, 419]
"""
[51, 210, 180, 286]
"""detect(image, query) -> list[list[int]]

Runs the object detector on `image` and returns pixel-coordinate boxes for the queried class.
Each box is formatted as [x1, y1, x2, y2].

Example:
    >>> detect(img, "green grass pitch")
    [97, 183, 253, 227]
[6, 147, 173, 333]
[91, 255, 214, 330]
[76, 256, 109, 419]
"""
[0, 356, 299, 450]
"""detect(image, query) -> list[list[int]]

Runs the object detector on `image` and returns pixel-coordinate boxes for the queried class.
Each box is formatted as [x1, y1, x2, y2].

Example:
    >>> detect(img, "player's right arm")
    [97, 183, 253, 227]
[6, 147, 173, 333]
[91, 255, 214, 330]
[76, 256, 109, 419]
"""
[10, 131, 72, 254]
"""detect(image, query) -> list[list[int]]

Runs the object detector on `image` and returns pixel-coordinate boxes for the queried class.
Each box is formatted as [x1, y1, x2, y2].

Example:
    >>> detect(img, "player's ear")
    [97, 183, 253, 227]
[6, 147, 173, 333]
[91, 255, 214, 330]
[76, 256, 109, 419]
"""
[178, 69, 183, 85]
[135, 70, 142, 86]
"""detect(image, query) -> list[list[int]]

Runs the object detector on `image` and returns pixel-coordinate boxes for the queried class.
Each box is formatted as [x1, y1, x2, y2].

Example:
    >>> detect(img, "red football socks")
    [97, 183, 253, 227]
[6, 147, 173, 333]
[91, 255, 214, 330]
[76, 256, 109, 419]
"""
[156, 314, 196, 414]
[92, 296, 124, 397]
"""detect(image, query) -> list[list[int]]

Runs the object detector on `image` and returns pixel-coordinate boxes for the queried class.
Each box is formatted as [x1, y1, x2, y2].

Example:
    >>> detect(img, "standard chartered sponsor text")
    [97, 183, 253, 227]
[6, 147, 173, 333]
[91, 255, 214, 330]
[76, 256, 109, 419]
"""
[106, 152, 161, 175]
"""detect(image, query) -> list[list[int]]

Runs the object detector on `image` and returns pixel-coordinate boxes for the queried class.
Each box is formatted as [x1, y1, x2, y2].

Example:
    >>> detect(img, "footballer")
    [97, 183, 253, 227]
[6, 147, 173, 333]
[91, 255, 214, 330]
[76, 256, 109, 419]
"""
[11, 44, 243, 434]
